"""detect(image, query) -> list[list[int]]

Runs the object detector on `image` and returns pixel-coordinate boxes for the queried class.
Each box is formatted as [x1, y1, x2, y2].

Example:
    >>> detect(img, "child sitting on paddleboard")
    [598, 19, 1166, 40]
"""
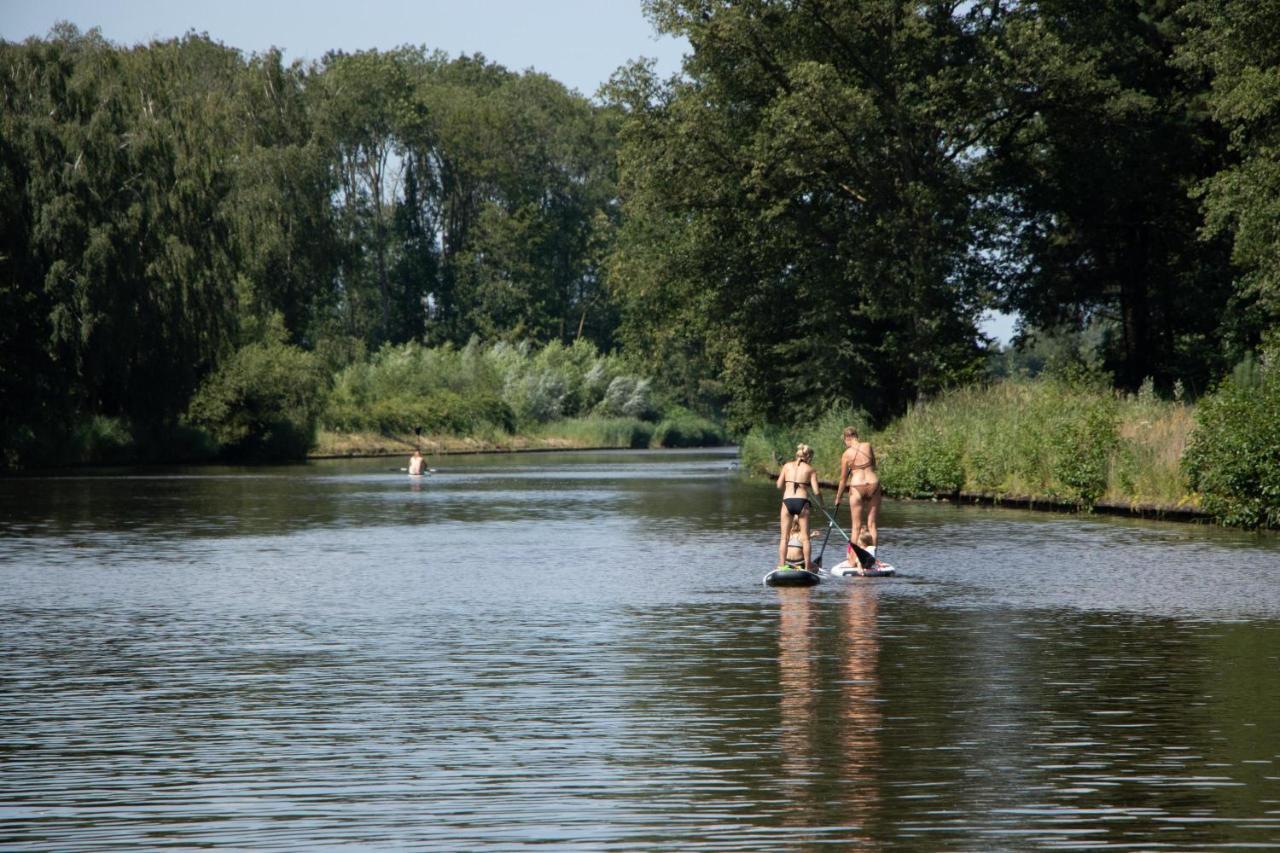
[783, 518, 822, 569]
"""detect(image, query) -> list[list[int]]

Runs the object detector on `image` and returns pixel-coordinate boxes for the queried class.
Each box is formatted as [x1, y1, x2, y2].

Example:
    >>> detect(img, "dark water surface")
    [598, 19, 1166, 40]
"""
[2, 449, 1279, 850]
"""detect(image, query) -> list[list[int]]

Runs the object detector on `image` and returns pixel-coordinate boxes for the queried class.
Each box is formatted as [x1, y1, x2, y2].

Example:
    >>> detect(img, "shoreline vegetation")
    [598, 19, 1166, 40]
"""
[6, 15, 1280, 532]
[38, 338, 728, 469]
[742, 369, 1280, 530]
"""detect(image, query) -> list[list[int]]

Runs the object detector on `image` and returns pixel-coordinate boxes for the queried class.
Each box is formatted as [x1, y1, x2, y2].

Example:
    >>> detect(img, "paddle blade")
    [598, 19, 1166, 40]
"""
[848, 542, 877, 569]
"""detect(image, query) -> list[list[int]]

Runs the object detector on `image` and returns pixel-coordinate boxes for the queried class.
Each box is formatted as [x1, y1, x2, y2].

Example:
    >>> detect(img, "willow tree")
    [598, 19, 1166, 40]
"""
[0, 27, 244, 443]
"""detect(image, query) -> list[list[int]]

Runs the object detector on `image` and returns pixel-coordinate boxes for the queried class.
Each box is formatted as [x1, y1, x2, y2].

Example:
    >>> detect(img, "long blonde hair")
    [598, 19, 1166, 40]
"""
[794, 443, 813, 463]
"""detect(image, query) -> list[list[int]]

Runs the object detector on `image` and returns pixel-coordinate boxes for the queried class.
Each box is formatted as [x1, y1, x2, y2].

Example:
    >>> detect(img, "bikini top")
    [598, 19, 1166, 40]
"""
[846, 447, 874, 473]
[784, 462, 811, 488]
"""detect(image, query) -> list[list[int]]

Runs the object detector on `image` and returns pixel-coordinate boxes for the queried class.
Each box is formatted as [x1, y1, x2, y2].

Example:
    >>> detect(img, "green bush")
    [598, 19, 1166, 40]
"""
[651, 408, 728, 448]
[880, 429, 965, 496]
[321, 339, 666, 435]
[742, 378, 1189, 508]
[737, 407, 866, 478]
[1184, 367, 1280, 528]
[1048, 398, 1118, 506]
[69, 416, 136, 465]
[187, 340, 329, 461]
[538, 416, 654, 448]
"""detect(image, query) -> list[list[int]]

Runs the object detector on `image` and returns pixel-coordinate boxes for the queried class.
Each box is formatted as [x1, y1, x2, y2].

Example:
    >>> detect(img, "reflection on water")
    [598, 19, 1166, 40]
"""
[2, 449, 1279, 849]
[839, 587, 882, 830]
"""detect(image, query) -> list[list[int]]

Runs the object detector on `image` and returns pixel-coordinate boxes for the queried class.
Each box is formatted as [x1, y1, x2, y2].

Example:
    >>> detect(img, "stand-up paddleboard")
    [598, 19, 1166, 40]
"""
[764, 565, 822, 587]
[827, 559, 895, 577]
[826, 542, 896, 577]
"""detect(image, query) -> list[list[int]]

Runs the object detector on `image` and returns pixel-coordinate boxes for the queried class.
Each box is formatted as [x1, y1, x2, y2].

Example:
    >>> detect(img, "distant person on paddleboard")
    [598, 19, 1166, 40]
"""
[777, 443, 821, 570]
[408, 449, 425, 476]
[834, 426, 881, 562]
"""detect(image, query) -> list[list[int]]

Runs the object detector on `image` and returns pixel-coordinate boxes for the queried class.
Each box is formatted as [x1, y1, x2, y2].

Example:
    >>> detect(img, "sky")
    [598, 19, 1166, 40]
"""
[0, 0, 687, 98]
[2, 0, 1016, 343]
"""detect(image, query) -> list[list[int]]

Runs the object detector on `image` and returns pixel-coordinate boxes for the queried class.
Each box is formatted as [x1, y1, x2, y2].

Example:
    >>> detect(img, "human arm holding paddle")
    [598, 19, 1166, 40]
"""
[834, 449, 850, 510]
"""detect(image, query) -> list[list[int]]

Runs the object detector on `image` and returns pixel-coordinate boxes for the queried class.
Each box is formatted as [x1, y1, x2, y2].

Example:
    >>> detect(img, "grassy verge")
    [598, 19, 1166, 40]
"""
[740, 379, 1197, 511]
[313, 412, 727, 458]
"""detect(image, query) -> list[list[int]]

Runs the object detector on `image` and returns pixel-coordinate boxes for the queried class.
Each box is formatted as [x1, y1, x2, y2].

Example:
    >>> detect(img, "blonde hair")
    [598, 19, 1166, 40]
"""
[843, 426, 859, 440]
[794, 443, 813, 463]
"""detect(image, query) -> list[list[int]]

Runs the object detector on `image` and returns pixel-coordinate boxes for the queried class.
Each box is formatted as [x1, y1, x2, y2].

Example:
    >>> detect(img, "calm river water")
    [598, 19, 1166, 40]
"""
[2, 449, 1279, 850]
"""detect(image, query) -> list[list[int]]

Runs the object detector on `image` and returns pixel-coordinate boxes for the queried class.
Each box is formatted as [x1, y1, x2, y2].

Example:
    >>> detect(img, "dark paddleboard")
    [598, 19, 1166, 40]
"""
[764, 566, 821, 587]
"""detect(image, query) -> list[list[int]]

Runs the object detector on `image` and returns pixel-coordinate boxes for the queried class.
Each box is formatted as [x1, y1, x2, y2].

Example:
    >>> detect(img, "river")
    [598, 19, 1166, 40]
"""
[2, 449, 1278, 849]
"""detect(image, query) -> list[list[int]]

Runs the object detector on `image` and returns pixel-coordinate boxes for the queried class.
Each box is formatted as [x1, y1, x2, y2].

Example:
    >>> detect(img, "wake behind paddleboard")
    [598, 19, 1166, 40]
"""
[764, 567, 822, 587]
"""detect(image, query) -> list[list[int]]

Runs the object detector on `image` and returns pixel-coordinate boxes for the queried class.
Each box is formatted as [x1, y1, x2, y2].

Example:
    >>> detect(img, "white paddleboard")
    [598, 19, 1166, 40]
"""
[827, 559, 896, 577]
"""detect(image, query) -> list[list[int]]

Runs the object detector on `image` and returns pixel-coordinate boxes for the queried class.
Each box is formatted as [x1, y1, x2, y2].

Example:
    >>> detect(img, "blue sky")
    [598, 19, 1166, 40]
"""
[3, 0, 1016, 343]
[0, 0, 687, 98]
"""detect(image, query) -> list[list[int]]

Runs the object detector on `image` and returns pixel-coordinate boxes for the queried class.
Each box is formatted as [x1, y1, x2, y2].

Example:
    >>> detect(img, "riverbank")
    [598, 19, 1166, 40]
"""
[309, 412, 729, 459]
[744, 377, 1208, 522]
[310, 426, 643, 459]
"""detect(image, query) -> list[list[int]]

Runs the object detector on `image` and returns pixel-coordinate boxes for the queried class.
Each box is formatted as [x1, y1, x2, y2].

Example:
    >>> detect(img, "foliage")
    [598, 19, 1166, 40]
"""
[536, 417, 654, 450]
[879, 430, 966, 498]
[68, 416, 136, 466]
[988, 0, 1237, 393]
[186, 332, 330, 461]
[321, 338, 680, 438]
[651, 408, 728, 448]
[737, 406, 867, 481]
[0, 29, 623, 468]
[1184, 347, 1280, 528]
[743, 379, 1192, 510]
[1179, 0, 1280, 348]
[609, 1, 1012, 429]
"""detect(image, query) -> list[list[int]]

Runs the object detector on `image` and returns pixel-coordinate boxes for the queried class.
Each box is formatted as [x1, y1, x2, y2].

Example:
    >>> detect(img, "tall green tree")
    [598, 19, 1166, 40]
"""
[1180, 0, 1280, 348]
[0, 27, 244, 443]
[226, 49, 339, 347]
[989, 0, 1235, 393]
[609, 0, 1022, 427]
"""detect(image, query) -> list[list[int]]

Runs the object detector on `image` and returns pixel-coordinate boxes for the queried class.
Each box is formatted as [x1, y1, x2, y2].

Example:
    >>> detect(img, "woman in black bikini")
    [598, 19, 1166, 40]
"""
[833, 426, 881, 561]
[776, 443, 821, 570]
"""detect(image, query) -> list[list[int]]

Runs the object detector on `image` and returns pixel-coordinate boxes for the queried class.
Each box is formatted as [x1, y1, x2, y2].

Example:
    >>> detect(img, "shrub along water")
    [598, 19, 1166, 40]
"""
[187, 335, 331, 462]
[740, 378, 1195, 511]
[1184, 348, 1280, 529]
[319, 338, 724, 452]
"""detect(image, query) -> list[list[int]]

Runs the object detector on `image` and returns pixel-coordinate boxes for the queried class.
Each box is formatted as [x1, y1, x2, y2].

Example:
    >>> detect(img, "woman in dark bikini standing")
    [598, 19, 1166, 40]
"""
[776, 443, 821, 570]
[833, 426, 881, 560]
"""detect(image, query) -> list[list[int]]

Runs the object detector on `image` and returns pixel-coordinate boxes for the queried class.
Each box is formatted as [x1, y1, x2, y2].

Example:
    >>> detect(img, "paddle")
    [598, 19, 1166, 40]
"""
[812, 519, 835, 569]
[814, 500, 877, 570]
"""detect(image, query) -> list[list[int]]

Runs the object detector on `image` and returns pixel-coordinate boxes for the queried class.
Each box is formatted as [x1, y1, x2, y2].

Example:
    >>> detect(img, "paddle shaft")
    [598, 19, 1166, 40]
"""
[814, 500, 877, 569]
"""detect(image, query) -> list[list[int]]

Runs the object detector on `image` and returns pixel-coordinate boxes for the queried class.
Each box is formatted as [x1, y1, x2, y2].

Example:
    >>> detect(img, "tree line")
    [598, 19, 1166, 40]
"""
[2, 1, 1278, 465]
[0, 25, 620, 464]
[609, 0, 1279, 429]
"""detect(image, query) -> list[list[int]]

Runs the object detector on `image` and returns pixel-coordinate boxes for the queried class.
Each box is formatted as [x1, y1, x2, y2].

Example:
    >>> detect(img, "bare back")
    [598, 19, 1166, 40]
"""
[841, 442, 878, 490]
[778, 460, 816, 498]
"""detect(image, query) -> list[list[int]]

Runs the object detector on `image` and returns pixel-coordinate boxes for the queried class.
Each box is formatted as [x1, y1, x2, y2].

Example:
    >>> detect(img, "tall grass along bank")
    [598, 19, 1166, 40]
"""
[741, 378, 1210, 520]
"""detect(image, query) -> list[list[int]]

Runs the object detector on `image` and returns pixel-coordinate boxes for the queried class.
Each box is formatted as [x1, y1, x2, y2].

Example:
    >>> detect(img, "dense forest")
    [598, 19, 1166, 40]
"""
[2, 1, 1278, 522]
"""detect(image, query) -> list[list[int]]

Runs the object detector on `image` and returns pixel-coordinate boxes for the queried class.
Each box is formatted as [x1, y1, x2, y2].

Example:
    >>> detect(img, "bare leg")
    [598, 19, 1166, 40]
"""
[778, 505, 792, 566]
[866, 486, 881, 549]
[848, 490, 865, 558]
[798, 510, 811, 568]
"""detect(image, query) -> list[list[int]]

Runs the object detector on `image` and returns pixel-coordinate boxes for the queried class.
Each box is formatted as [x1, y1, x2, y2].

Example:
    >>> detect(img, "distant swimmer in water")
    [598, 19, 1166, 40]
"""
[776, 443, 821, 570]
[408, 449, 425, 476]
[833, 426, 881, 564]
